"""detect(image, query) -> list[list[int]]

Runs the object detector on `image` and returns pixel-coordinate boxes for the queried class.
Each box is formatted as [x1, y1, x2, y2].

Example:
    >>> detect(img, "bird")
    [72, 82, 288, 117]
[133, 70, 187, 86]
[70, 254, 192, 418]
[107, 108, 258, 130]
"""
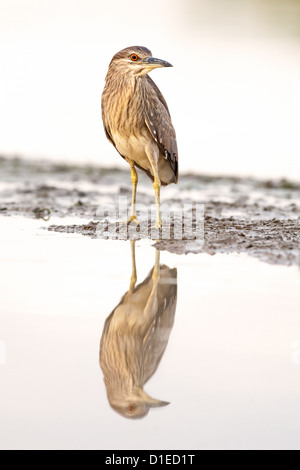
[99, 241, 177, 419]
[101, 46, 178, 229]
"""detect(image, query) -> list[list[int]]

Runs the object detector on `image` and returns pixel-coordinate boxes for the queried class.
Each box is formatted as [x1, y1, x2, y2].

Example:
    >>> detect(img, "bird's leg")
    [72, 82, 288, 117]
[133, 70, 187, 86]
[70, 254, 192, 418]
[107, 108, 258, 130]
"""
[125, 161, 140, 225]
[145, 145, 162, 229]
[129, 240, 137, 292]
[153, 177, 162, 229]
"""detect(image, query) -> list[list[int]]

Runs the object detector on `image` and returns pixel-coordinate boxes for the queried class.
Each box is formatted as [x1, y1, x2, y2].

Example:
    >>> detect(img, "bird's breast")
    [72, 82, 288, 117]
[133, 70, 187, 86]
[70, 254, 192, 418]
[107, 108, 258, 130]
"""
[102, 75, 176, 184]
[113, 130, 153, 170]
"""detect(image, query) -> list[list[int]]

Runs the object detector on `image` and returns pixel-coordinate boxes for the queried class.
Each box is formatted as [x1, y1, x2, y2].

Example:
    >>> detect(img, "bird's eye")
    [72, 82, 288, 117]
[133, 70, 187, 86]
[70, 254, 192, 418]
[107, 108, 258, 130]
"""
[130, 54, 138, 61]
[128, 404, 135, 412]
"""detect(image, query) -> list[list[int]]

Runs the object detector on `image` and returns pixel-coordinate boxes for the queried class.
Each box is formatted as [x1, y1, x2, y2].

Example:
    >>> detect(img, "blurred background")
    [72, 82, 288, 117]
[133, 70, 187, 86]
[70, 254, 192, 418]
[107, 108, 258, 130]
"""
[0, 0, 299, 179]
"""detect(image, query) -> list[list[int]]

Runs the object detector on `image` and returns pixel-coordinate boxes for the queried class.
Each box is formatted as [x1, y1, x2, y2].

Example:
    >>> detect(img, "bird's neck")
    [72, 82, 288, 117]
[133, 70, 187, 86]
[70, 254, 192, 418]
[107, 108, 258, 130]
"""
[103, 68, 147, 134]
[105, 66, 145, 98]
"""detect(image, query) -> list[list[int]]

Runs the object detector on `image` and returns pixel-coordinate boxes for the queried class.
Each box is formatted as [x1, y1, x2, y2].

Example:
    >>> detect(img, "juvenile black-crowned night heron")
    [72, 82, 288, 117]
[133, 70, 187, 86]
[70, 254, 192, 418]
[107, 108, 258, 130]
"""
[101, 46, 178, 228]
[99, 241, 177, 419]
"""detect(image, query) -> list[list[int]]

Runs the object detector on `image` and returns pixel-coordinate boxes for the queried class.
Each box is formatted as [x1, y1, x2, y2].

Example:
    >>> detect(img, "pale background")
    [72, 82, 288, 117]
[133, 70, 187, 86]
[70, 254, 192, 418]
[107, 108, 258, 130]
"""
[0, 0, 299, 179]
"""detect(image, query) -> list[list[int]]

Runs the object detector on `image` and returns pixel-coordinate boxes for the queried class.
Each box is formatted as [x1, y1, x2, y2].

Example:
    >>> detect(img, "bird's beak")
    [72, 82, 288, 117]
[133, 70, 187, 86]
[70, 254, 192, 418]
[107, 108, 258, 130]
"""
[141, 56, 173, 68]
[140, 389, 170, 408]
[149, 399, 170, 408]
[146, 397, 170, 408]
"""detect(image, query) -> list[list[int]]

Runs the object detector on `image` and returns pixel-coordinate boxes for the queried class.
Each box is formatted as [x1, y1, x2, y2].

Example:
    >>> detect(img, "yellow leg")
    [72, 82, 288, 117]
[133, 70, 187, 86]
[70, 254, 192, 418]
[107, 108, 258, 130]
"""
[130, 165, 138, 221]
[152, 249, 160, 282]
[144, 248, 160, 316]
[123, 161, 139, 225]
[129, 240, 137, 292]
[153, 178, 162, 229]
[145, 145, 162, 229]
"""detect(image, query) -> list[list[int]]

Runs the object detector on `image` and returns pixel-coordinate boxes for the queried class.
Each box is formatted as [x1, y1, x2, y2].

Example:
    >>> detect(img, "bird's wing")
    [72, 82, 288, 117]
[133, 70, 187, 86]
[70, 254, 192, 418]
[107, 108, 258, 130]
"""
[101, 105, 127, 161]
[101, 107, 118, 149]
[144, 76, 178, 182]
[103, 123, 116, 148]
[146, 76, 171, 116]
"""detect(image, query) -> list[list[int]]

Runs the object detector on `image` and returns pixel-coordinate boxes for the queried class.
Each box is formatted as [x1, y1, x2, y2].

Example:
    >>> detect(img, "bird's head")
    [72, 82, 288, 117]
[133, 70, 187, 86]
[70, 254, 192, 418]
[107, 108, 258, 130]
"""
[108, 46, 173, 77]
[108, 389, 170, 420]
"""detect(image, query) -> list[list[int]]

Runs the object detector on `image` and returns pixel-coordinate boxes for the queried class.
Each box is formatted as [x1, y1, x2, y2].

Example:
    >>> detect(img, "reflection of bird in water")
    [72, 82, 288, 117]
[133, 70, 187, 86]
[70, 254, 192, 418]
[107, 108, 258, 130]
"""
[100, 241, 177, 419]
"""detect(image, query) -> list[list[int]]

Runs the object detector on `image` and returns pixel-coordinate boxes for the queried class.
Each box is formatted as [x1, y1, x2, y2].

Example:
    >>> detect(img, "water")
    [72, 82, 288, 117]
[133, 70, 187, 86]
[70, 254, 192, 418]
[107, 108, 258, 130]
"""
[0, 217, 300, 450]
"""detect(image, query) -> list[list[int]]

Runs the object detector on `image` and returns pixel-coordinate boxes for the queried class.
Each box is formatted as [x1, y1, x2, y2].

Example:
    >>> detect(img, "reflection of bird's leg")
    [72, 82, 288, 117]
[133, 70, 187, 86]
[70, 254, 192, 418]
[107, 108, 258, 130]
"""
[129, 240, 137, 292]
[125, 160, 140, 225]
[144, 249, 161, 317]
[146, 145, 162, 229]
[152, 249, 160, 283]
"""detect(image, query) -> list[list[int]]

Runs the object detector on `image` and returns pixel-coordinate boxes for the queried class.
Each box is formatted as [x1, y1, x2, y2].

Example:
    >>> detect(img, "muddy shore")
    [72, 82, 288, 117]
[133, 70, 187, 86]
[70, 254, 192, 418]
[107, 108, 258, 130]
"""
[0, 156, 299, 267]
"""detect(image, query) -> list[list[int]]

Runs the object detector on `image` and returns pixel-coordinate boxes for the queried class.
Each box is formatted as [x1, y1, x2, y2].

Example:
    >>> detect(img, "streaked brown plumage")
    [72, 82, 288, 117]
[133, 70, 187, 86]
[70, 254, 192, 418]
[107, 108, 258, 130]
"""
[101, 46, 178, 228]
[99, 242, 177, 419]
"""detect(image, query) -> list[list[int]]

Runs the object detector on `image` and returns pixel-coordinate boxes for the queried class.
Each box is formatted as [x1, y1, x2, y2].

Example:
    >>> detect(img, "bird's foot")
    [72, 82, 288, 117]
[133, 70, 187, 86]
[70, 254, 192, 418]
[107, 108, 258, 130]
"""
[151, 220, 162, 230]
[122, 215, 140, 226]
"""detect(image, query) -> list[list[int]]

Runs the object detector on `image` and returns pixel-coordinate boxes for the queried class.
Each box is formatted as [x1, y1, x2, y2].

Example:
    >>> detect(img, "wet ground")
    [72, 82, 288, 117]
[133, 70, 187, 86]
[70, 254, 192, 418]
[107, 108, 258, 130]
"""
[1, 156, 300, 450]
[0, 156, 299, 267]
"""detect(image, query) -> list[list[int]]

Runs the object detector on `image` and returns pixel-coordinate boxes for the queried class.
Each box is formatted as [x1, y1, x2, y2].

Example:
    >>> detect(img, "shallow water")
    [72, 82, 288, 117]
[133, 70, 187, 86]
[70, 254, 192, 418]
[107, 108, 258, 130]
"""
[1, 216, 300, 450]
[1, 157, 300, 266]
